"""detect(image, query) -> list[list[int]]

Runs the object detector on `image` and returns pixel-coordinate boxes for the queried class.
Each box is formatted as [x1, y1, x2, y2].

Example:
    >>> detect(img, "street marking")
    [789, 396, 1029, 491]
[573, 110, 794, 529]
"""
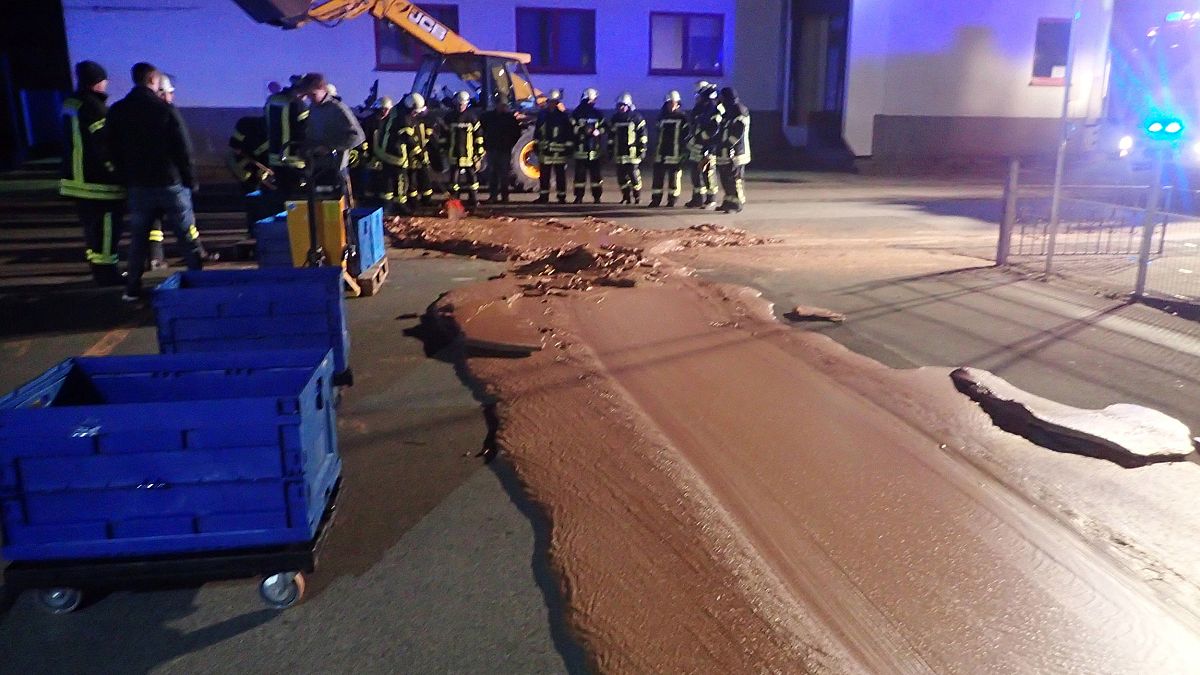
[83, 328, 133, 356]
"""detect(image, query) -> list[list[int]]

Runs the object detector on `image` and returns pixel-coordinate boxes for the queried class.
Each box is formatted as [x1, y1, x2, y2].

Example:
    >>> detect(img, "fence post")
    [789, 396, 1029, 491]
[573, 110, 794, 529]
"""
[1134, 148, 1166, 299]
[997, 158, 1019, 265]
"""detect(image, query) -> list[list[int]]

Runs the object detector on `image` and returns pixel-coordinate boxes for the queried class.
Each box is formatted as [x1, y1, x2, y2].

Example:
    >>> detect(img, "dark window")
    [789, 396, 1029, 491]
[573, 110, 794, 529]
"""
[1032, 18, 1071, 84]
[376, 4, 460, 72]
[650, 12, 724, 76]
[516, 8, 596, 74]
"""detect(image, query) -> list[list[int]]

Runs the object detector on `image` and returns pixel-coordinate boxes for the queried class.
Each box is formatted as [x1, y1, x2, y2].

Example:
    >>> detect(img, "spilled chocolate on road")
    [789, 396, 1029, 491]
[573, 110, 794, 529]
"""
[392, 214, 1200, 673]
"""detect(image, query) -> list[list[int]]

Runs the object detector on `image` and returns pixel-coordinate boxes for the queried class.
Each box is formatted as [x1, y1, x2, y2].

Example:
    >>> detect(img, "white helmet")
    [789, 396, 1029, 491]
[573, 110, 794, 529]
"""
[403, 92, 427, 114]
[549, 88, 564, 101]
[665, 90, 682, 104]
[158, 74, 176, 95]
[455, 90, 471, 106]
[581, 87, 598, 102]
[616, 93, 633, 109]
[325, 83, 338, 98]
[374, 96, 394, 111]
[694, 80, 712, 93]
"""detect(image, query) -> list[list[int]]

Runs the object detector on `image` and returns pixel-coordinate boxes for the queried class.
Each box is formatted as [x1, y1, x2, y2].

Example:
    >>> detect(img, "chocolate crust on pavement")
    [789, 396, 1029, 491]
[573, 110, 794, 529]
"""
[951, 367, 1196, 468]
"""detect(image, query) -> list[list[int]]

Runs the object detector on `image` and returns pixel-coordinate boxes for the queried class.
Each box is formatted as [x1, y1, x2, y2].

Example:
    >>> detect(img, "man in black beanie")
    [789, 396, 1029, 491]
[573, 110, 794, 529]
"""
[60, 60, 126, 286]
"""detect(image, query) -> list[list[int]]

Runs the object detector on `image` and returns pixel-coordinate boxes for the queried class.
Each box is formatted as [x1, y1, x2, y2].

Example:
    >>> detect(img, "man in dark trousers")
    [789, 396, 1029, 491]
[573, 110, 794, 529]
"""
[686, 81, 723, 210]
[608, 93, 647, 205]
[716, 87, 752, 214]
[571, 88, 607, 204]
[108, 62, 204, 301]
[400, 93, 437, 206]
[60, 60, 125, 286]
[648, 90, 689, 208]
[480, 94, 522, 203]
[533, 89, 572, 204]
[441, 90, 485, 208]
[264, 76, 309, 196]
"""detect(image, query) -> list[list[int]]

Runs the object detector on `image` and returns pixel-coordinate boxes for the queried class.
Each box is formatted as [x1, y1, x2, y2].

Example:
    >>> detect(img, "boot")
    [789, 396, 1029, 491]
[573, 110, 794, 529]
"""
[702, 199, 718, 211]
[533, 195, 550, 204]
[558, 195, 568, 204]
[633, 192, 641, 205]
[684, 195, 704, 208]
[666, 196, 677, 208]
[620, 189, 631, 205]
[573, 193, 584, 205]
[647, 196, 662, 208]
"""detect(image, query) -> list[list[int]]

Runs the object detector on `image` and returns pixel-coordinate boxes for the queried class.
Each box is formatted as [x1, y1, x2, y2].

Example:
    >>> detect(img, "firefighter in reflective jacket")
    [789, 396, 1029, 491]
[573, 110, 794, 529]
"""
[264, 79, 309, 195]
[533, 89, 573, 204]
[716, 87, 752, 214]
[228, 115, 271, 192]
[609, 93, 647, 205]
[355, 96, 393, 203]
[373, 96, 413, 215]
[649, 91, 689, 208]
[400, 93, 437, 206]
[571, 88, 607, 204]
[686, 81, 723, 210]
[60, 60, 126, 286]
[442, 91, 484, 208]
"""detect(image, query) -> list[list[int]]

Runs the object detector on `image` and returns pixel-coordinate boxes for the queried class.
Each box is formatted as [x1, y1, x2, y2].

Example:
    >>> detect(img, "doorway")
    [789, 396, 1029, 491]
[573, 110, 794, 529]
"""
[783, 0, 850, 149]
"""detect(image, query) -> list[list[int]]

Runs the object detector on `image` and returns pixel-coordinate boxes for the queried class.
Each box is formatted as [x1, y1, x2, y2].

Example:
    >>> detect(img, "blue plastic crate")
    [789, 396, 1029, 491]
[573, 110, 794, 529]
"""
[153, 267, 350, 379]
[348, 207, 385, 277]
[0, 350, 340, 561]
[253, 215, 292, 269]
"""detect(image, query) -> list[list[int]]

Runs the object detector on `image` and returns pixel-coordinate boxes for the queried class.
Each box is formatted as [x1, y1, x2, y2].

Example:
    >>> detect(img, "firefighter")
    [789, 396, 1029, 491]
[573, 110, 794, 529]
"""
[533, 89, 572, 204]
[441, 91, 484, 208]
[571, 88, 607, 204]
[716, 87, 752, 213]
[685, 81, 723, 210]
[648, 91, 689, 208]
[609, 93, 647, 205]
[60, 60, 125, 286]
[400, 93, 437, 207]
[373, 95, 413, 215]
[264, 76, 310, 196]
[480, 93, 522, 203]
[228, 115, 271, 192]
[354, 96, 392, 203]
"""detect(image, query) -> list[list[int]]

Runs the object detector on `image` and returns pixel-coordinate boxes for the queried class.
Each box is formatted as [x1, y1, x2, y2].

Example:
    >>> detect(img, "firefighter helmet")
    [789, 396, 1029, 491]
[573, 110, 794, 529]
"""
[374, 96, 394, 111]
[549, 88, 564, 101]
[403, 92, 427, 114]
[695, 81, 718, 100]
[455, 90, 471, 106]
[616, 93, 634, 109]
[665, 90, 682, 104]
[581, 87, 598, 102]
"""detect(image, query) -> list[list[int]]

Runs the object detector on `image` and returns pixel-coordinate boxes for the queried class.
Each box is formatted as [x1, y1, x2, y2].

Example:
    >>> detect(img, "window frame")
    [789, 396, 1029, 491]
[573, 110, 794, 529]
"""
[648, 11, 725, 77]
[515, 7, 598, 75]
[1030, 17, 1071, 86]
[374, 4, 461, 73]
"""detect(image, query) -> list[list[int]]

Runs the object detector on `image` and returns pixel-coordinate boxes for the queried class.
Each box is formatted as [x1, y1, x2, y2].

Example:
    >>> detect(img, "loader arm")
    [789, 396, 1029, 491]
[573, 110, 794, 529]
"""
[303, 0, 480, 55]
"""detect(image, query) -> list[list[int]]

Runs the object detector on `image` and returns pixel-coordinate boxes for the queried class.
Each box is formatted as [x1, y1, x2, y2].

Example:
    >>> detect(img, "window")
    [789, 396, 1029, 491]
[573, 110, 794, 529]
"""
[1032, 18, 1071, 85]
[376, 4, 460, 71]
[516, 8, 596, 74]
[650, 12, 724, 76]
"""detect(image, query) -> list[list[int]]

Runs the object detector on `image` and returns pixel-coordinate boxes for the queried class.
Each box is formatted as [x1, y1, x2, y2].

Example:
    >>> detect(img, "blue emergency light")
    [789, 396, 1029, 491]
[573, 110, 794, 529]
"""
[1145, 116, 1186, 141]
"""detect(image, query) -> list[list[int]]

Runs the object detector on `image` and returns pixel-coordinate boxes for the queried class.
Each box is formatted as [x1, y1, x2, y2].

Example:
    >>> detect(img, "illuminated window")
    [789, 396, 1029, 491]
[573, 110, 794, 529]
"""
[516, 8, 596, 74]
[650, 13, 724, 76]
[1032, 18, 1071, 85]
[376, 4, 460, 71]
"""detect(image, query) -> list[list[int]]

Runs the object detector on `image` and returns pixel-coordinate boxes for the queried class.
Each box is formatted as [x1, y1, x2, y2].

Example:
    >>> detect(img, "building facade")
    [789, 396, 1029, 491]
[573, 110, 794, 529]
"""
[62, 0, 1116, 166]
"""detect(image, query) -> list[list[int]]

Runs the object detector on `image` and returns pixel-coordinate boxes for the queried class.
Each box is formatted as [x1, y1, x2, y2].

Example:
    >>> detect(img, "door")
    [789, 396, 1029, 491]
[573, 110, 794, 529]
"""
[783, 0, 849, 148]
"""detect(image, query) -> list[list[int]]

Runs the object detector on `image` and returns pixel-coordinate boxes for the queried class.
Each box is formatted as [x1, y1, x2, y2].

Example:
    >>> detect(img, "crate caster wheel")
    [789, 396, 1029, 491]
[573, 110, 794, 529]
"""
[259, 571, 306, 609]
[38, 587, 84, 614]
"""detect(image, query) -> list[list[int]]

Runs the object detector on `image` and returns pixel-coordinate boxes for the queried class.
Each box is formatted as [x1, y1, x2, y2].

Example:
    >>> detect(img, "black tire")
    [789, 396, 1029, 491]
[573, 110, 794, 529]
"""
[38, 588, 84, 614]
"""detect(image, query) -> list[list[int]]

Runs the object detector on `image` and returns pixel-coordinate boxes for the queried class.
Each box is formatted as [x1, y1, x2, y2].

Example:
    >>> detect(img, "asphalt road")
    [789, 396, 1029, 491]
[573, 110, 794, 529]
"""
[5, 171, 1200, 671]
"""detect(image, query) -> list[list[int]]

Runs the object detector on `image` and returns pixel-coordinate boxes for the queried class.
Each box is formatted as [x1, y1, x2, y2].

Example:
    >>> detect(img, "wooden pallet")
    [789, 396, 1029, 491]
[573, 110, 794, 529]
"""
[344, 257, 389, 298]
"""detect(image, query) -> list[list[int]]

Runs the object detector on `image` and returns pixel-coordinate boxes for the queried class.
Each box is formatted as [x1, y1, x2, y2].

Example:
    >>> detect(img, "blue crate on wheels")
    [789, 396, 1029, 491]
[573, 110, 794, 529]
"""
[0, 349, 340, 562]
[153, 267, 352, 384]
[253, 214, 293, 268]
[348, 207, 385, 277]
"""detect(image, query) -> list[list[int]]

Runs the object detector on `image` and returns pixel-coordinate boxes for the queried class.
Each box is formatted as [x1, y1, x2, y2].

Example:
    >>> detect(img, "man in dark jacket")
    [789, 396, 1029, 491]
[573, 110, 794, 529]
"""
[608, 93, 647, 205]
[299, 73, 366, 199]
[648, 91, 689, 208]
[533, 89, 572, 204]
[716, 87, 751, 214]
[480, 94, 522, 203]
[60, 60, 125, 286]
[571, 88, 607, 204]
[441, 90, 485, 208]
[108, 62, 203, 301]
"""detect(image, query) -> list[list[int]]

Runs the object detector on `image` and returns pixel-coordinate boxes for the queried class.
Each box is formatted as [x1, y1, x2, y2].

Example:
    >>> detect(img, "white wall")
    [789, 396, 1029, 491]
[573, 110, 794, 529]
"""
[63, 0, 737, 111]
[843, 0, 1113, 156]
